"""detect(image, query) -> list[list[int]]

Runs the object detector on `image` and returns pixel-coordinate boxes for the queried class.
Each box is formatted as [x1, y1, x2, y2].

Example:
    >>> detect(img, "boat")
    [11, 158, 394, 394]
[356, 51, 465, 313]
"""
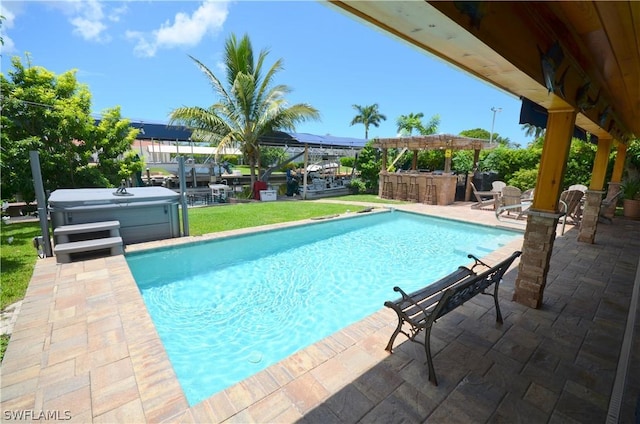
[300, 158, 352, 199]
[160, 158, 228, 176]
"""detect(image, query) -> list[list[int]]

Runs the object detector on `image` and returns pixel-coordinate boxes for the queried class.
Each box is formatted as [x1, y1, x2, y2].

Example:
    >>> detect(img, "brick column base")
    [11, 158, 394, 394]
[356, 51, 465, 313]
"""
[578, 190, 604, 244]
[602, 182, 621, 220]
[513, 210, 560, 308]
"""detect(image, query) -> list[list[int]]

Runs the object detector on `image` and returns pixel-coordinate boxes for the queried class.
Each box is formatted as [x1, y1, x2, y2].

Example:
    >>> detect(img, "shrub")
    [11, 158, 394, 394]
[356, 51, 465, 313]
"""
[341, 156, 355, 168]
[348, 178, 367, 194]
[508, 167, 539, 190]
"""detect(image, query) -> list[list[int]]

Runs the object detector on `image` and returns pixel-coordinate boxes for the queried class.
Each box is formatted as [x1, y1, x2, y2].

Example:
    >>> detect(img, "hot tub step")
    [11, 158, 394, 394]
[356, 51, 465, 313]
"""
[54, 220, 121, 243]
[54, 237, 123, 263]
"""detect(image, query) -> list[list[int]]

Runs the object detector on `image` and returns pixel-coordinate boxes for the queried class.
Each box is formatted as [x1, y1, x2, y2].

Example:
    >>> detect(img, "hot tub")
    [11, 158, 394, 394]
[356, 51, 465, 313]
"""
[49, 187, 181, 245]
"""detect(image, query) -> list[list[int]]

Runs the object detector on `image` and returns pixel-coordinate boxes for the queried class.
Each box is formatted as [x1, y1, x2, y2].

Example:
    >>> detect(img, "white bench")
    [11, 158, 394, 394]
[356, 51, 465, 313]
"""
[53, 220, 121, 243]
[53, 237, 123, 263]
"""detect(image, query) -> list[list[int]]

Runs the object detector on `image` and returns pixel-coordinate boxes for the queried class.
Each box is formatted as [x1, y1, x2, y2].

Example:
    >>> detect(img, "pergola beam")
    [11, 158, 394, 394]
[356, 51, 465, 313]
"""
[372, 134, 496, 152]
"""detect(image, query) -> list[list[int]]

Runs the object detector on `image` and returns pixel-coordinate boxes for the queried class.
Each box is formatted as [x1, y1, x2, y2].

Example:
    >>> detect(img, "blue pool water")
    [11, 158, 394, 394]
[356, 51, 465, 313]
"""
[126, 211, 520, 405]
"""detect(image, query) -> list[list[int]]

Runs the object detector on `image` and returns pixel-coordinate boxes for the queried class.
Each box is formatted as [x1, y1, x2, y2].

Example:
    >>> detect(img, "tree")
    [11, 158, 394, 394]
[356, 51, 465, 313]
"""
[396, 112, 424, 136]
[0, 55, 137, 202]
[393, 113, 441, 170]
[521, 123, 545, 139]
[353, 140, 381, 192]
[169, 33, 320, 188]
[418, 114, 440, 136]
[350, 104, 386, 139]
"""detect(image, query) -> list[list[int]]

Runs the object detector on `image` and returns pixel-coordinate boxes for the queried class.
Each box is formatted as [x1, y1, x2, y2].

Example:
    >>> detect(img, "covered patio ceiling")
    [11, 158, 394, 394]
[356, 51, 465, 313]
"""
[327, 1, 639, 143]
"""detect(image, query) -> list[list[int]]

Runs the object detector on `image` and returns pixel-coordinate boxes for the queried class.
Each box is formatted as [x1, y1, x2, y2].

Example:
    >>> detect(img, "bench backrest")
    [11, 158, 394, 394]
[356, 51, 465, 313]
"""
[385, 266, 475, 322]
[433, 251, 522, 320]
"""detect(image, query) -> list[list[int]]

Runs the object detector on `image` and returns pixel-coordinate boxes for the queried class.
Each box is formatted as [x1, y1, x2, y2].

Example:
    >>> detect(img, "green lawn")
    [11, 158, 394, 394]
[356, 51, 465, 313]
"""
[1, 221, 42, 310]
[331, 194, 407, 204]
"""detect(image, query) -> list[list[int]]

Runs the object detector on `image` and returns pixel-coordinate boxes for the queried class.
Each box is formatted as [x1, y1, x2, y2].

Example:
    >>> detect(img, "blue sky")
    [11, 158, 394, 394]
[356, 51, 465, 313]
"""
[1, 0, 529, 144]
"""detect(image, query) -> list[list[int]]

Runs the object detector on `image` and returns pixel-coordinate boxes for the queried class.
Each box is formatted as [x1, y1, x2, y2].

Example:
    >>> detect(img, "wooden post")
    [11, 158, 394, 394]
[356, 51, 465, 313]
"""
[588, 137, 612, 191]
[579, 137, 612, 243]
[611, 142, 627, 184]
[514, 109, 576, 309]
[531, 110, 576, 212]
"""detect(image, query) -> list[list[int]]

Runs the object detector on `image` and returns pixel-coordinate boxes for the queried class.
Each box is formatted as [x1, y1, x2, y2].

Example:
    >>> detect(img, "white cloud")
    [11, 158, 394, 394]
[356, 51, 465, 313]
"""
[0, 5, 17, 54]
[127, 0, 229, 58]
[50, 0, 127, 42]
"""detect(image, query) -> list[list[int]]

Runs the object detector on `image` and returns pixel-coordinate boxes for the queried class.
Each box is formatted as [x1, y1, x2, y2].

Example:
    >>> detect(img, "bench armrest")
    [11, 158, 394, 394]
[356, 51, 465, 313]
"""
[467, 253, 490, 272]
[392, 286, 431, 320]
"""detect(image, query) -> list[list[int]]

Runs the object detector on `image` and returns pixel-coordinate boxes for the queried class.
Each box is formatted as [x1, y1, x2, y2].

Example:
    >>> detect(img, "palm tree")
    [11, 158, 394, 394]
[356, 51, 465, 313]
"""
[350, 104, 386, 139]
[396, 112, 424, 136]
[169, 33, 320, 187]
[521, 123, 545, 139]
[419, 114, 440, 135]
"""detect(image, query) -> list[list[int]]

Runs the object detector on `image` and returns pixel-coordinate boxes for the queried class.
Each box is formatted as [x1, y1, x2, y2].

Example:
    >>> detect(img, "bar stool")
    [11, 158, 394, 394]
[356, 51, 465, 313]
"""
[423, 177, 437, 205]
[395, 175, 408, 201]
[408, 176, 419, 202]
[381, 175, 393, 199]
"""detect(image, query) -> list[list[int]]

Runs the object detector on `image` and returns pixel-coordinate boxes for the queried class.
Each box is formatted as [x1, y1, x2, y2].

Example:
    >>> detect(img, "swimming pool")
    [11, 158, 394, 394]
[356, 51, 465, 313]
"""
[126, 210, 521, 405]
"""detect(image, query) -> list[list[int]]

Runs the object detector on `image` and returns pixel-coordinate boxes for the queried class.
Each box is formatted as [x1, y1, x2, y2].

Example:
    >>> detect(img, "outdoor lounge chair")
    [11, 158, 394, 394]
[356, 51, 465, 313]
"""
[470, 182, 498, 210]
[497, 186, 523, 217]
[568, 184, 588, 193]
[491, 181, 507, 193]
[599, 190, 623, 224]
[521, 188, 535, 202]
[560, 189, 584, 225]
[495, 189, 581, 234]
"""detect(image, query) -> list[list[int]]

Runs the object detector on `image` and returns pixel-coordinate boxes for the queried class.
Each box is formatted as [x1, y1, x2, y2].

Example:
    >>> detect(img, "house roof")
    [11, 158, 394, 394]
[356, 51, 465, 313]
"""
[120, 121, 368, 150]
[258, 131, 368, 149]
[129, 122, 192, 141]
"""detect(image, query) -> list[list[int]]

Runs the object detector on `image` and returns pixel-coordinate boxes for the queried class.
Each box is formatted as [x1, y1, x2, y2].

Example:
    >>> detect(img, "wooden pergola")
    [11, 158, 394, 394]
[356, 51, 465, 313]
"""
[372, 134, 497, 204]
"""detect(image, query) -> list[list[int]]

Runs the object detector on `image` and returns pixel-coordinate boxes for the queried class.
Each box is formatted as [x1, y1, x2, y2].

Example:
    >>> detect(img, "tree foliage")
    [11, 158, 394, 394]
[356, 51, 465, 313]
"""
[350, 104, 386, 139]
[169, 33, 320, 187]
[396, 112, 424, 136]
[354, 141, 381, 192]
[1, 55, 138, 202]
[391, 114, 441, 170]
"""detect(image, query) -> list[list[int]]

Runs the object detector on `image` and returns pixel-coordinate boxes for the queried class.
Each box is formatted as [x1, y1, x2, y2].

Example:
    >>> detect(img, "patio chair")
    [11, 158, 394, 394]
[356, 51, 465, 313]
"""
[521, 188, 535, 202]
[568, 184, 588, 193]
[498, 186, 523, 217]
[559, 189, 585, 225]
[491, 181, 507, 193]
[599, 190, 623, 224]
[470, 182, 497, 210]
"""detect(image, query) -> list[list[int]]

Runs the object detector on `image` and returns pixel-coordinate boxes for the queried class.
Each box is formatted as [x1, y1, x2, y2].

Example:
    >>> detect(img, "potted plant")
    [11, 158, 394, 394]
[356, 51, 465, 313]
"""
[621, 178, 640, 218]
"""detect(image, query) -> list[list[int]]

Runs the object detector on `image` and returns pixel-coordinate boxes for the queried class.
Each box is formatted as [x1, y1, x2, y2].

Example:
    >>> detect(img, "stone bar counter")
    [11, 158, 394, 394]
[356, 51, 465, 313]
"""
[379, 171, 457, 205]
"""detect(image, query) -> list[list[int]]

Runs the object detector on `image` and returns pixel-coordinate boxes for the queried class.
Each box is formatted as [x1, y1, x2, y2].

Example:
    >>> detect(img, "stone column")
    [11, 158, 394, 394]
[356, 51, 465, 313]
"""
[513, 210, 561, 309]
[514, 108, 576, 308]
[577, 190, 605, 244]
[601, 182, 622, 220]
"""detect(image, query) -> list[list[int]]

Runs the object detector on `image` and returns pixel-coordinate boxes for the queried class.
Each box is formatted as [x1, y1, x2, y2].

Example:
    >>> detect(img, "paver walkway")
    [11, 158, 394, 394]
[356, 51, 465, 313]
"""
[1, 202, 638, 423]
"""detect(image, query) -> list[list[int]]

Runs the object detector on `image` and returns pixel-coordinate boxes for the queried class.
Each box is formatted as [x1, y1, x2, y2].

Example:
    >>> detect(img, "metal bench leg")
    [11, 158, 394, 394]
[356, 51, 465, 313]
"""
[424, 325, 438, 386]
[385, 319, 403, 352]
[493, 282, 503, 324]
